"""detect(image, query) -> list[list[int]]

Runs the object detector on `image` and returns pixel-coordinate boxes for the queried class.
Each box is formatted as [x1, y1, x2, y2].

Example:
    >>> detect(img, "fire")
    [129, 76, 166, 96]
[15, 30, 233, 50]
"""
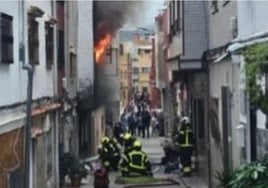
[94, 33, 112, 63]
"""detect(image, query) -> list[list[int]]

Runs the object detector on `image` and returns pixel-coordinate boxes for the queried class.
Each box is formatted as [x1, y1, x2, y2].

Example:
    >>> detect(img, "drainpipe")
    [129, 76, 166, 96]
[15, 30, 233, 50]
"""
[20, 1, 34, 188]
[202, 1, 212, 187]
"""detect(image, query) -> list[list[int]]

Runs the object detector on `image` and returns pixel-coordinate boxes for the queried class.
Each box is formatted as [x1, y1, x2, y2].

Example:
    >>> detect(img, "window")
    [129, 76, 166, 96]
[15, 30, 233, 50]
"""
[211, 0, 219, 15]
[138, 48, 141, 55]
[169, 0, 176, 35]
[144, 49, 151, 54]
[57, 30, 64, 67]
[45, 23, 54, 68]
[122, 90, 126, 99]
[176, 1, 181, 32]
[69, 52, 76, 78]
[142, 87, 148, 93]
[0, 13, 13, 64]
[133, 67, 139, 74]
[120, 70, 123, 78]
[141, 67, 149, 73]
[124, 70, 127, 79]
[119, 43, 124, 55]
[28, 17, 39, 64]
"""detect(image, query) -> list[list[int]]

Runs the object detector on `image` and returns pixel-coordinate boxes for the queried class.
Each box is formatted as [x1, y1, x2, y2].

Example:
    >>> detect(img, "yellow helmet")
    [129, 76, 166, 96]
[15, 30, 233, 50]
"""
[101, 136, 109, 143]
[133, 140, 142, 148]
[124, 133, 131, 140]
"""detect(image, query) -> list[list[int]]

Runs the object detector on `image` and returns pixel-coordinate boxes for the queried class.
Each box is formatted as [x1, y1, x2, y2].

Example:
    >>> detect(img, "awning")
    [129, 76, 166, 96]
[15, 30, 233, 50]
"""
[31, 103, 61, 116]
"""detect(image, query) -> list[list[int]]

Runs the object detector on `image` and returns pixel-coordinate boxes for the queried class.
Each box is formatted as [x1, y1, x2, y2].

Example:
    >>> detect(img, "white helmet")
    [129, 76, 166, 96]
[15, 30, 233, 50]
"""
[181, 116, 190, 125]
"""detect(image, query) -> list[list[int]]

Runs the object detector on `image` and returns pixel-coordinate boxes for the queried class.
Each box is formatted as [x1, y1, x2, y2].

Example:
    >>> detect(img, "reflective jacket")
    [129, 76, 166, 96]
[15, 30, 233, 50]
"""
[120, 149, 150, 172]
[175, 127, 194, 147]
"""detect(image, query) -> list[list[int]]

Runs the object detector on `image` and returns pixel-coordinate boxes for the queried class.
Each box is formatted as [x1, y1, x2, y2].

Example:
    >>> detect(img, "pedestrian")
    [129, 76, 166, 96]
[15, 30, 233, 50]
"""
[157, 111, 165, 136]
[136, 110, 143, 137]
[151, 112, 159, 136]
[120, 140, 152, 177]
[142, 109, 151, 138]
[174, 116, 194, 176]
[128, 113, 136, 136]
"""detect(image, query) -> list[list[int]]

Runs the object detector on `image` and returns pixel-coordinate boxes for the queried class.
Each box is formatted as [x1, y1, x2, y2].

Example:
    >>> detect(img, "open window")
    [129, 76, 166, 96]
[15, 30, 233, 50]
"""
[45, 22, 54, 68]
[28, 6, 44, 65]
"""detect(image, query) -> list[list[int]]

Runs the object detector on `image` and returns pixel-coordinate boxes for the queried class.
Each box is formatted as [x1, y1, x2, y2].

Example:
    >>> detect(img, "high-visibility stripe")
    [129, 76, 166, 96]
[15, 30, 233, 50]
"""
[122, 154, 129, 162]
[183, 167, 191, 173]
[179, 129, 193, 147]
[128, 151, 147, 170]
[179, 144, 193, 147]
[129, 163, 146, 170]
[120, 166, 129, 171]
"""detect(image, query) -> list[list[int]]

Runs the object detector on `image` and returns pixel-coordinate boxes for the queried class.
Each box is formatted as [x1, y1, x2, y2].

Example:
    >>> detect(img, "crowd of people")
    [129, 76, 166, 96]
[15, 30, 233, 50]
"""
[119, 103, 165, 139]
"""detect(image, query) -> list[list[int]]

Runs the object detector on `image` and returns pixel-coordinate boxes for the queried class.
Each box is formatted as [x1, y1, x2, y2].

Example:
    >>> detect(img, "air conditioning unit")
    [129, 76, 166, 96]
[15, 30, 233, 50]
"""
[230, 16, 237, 38]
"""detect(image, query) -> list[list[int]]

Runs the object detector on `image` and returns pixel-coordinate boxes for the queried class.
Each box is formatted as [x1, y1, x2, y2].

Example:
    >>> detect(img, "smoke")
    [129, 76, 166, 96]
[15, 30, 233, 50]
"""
[93, 0, 146, 45]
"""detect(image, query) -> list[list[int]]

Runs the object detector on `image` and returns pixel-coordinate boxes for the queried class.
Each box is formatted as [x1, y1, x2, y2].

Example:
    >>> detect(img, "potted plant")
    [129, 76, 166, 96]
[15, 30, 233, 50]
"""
[60, 153, 88, 187]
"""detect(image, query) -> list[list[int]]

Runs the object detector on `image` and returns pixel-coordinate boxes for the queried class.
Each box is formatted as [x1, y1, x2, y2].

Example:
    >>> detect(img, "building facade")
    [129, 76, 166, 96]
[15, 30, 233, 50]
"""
[0, 1, 60, 187]
[206, 1, 239, 187]
[119, 42, 132, 111]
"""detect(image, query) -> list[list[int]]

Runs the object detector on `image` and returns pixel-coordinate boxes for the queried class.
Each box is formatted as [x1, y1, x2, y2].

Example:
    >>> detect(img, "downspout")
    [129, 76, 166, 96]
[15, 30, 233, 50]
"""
[20, 1, 34, 188]
[202, 1, 212, 187]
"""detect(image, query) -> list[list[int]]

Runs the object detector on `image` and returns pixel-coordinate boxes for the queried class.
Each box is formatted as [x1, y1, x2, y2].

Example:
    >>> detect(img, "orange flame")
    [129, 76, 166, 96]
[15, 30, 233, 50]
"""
[94, 33, 112, 63]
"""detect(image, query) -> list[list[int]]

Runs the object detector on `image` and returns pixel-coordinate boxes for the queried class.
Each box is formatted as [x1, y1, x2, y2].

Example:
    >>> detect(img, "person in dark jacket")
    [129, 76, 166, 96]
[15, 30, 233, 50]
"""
[142, 110, 151, 138]
[113, 122, 124, 145]
[128, 113, 136, 136]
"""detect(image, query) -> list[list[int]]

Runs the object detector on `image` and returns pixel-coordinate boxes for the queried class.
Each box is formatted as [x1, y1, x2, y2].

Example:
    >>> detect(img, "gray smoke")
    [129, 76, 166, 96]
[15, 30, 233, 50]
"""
[93, 0, 146, 45]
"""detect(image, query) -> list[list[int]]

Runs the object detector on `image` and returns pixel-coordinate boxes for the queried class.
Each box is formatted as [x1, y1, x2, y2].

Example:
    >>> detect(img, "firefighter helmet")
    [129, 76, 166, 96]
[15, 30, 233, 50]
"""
[133, 140, 142, 148]
[101, 136, 109, 143]
[124, 132, 131, 140]
[181, 116, 190, 125]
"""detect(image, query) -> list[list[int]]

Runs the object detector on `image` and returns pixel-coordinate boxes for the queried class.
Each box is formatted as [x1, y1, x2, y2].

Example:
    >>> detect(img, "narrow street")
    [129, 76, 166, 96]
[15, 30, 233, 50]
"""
[1, 1, 268, 188]
[81, 136, 207, 188]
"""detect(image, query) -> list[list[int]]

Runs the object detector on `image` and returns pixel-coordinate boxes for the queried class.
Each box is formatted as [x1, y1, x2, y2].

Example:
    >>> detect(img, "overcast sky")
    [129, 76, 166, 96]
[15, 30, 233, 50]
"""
[122, 0, 165, 29]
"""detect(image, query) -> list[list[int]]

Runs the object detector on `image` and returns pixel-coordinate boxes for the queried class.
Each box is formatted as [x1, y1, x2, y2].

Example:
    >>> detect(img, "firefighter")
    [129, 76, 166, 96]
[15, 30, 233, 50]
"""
[174, 116, 194, 176]
[123, 132, 136, 154]
[98, 136, 112, 168]
[120, 140, 152, 177]
[109, 137, 121, 170]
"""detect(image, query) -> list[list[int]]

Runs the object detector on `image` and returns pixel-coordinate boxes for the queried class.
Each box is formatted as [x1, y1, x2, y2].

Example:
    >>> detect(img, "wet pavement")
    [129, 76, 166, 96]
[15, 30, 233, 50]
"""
[79, 136, 208, 188]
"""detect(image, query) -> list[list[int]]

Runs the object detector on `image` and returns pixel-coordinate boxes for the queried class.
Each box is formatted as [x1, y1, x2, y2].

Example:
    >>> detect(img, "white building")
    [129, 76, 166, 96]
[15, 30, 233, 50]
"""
[229, 1, 268, 161]
[0, 1, 59, 187]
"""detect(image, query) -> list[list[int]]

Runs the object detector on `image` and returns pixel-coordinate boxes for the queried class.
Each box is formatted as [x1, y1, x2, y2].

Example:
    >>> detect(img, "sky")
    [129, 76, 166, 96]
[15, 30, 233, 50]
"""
[122, 0, 165, 30]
